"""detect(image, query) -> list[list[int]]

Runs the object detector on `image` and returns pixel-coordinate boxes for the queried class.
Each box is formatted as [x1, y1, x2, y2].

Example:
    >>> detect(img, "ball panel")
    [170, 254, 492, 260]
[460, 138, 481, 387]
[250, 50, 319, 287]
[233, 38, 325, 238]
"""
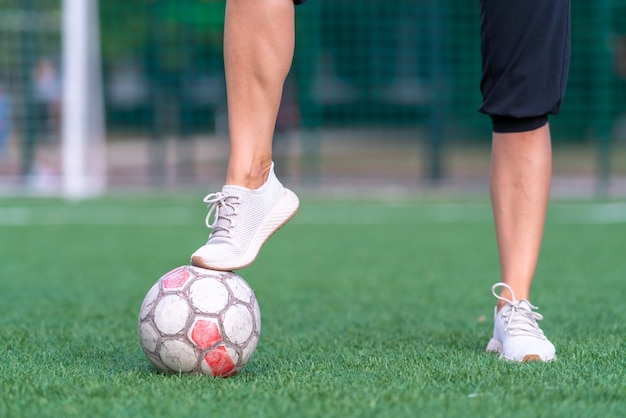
[225, 345, 241, 367]
[139, 282, 160, 321]
[144, 351, 170, 373]
[153, 294, 190, 335]
[222, 304, 254, 345]
[201, 345, 236, 377]
[188, 266, 215, 276]
[138, 321, 159, 353]
[241, 337, 259, 364]
[188, 277, 229, 314]
[252, 299, 262, 333]
[189, 317, 221, 350]
[159, 339, 199, 373]
[224, 274, 253, 303]
[162, 266, 193, 290]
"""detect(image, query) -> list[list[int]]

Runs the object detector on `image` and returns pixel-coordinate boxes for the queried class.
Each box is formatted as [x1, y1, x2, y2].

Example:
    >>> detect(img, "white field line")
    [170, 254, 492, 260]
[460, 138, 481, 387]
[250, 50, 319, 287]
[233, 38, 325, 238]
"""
[0, 202, 624, 227]
[294, 203, 494, 225]
[295, 202, 626, 225]
[0, 206, 194, 227]
[549, 202, 626, 224]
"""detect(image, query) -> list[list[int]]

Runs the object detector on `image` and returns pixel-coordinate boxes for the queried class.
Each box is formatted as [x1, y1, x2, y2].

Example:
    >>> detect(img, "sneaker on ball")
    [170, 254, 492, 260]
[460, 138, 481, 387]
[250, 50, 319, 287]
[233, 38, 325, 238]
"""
[486, 282, 556, 362]
[191, 163, 299, 271]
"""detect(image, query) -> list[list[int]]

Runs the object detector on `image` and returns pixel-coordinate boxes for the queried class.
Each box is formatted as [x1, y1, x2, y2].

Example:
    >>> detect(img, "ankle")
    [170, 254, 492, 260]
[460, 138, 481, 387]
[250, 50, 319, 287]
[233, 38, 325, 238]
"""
[496, 301, 507, 312]
[226, 162, 272, 189]
[493, 282, 531, 312]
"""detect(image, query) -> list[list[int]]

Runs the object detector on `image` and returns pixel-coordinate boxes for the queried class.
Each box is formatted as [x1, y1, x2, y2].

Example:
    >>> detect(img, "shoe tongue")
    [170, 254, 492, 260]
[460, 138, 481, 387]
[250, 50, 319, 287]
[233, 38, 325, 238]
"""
[209, 186, 249, 238]
[218, 186, 247, 214]
[518, 300, 533, 311]
[221, 184, 249, 198]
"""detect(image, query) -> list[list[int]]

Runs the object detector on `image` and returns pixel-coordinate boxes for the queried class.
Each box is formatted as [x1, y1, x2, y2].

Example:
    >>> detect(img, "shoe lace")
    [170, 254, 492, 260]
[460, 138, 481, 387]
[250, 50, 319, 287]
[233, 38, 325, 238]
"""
[492, 282, 546, 340]
[203, 192, 240, 238]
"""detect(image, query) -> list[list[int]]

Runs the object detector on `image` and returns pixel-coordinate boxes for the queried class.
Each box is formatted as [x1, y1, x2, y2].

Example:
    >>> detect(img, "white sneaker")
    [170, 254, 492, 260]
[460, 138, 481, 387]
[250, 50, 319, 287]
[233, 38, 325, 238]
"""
[486, 282, 556, 362]
[191, 163, 299, 271]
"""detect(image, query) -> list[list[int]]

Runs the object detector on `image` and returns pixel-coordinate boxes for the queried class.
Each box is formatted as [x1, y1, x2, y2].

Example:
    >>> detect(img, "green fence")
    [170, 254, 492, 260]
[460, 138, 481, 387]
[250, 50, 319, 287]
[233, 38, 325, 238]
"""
[97, 1, 626, 133]
[0, 0, 624, 194]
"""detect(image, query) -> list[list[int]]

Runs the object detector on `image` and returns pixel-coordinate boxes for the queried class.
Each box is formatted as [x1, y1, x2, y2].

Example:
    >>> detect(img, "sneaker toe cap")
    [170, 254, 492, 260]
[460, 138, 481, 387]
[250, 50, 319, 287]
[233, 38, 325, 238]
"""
[191, 241, 238, 263]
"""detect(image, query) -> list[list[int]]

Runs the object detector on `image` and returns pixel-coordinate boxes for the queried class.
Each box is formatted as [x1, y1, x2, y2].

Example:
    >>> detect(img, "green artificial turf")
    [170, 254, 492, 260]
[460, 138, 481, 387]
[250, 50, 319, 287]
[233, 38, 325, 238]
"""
[0, 196, 624, 417]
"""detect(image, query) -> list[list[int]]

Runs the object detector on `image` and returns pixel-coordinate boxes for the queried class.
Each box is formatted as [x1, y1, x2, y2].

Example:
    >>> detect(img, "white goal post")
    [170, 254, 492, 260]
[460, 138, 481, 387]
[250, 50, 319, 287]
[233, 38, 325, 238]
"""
[61, 0, 106, 199]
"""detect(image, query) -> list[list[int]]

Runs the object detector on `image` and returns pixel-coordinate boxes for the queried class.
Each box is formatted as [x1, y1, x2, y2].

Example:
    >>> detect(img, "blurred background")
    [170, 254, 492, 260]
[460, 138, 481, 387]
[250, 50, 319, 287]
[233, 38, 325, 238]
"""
[0, 0, 625, 198]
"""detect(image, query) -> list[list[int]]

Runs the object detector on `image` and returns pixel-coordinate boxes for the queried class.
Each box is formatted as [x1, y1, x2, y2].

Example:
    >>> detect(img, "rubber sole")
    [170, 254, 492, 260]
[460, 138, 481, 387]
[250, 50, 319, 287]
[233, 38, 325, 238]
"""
[486, 337, 554, 363]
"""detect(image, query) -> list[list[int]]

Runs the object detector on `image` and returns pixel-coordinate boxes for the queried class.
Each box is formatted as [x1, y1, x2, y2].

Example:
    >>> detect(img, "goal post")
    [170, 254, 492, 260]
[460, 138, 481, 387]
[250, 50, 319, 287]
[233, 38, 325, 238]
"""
[61, 0, 106, 199]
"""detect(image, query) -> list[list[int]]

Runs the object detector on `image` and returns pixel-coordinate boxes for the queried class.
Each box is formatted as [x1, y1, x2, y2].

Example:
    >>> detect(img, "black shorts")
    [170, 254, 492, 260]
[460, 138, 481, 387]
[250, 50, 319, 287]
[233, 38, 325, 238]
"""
[479, 0, 570, 132]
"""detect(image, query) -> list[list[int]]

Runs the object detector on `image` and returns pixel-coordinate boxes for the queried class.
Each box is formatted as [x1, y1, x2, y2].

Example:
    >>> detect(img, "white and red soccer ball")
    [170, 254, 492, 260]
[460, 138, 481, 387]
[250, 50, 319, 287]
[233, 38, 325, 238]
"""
[138, 266, 261, 377]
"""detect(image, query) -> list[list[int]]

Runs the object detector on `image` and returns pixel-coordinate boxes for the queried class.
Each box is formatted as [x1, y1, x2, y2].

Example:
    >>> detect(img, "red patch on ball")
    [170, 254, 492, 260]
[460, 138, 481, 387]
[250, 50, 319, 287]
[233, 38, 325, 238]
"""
[162, 267, 190, 289]
[204, 346, 236, 377]
[190, 319, 221, 350]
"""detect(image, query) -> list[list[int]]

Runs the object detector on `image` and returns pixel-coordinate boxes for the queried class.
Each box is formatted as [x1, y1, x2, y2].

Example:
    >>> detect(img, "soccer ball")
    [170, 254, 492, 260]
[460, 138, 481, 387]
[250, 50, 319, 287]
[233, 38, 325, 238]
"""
[138, 265, 261, 377]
